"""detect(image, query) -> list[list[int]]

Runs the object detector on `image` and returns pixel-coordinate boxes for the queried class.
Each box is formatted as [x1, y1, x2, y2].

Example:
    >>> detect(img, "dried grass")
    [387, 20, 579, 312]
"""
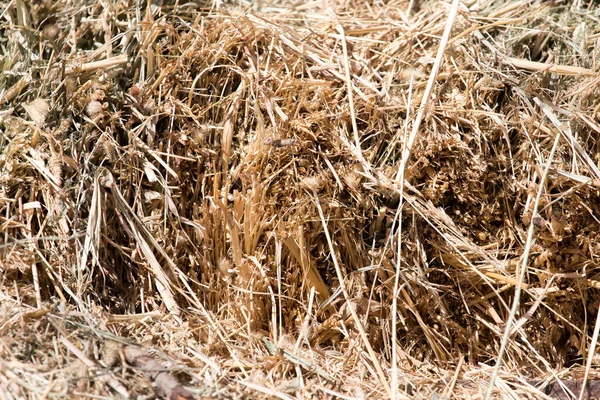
[1, 0, 600, 398]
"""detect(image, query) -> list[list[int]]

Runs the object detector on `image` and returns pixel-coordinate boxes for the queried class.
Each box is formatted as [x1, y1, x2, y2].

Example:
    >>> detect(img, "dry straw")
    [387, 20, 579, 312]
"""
[1, 0, 600, 398]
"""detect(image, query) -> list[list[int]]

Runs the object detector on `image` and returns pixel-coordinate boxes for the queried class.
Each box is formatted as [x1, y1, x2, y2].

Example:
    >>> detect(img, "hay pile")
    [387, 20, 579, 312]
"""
[1, 0, 600, 398]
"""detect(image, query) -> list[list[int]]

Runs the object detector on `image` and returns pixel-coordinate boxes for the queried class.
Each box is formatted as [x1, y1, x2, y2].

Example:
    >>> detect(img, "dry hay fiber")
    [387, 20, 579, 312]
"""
[2, 0, 600, 393]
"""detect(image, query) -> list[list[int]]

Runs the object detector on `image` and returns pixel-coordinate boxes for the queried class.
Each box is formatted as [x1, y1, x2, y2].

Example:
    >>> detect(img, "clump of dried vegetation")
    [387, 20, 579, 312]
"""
[1, 0, 600, 398]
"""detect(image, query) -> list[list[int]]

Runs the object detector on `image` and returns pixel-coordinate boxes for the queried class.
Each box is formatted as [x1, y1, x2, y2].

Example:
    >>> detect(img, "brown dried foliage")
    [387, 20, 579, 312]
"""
[1, 0, 600, 398]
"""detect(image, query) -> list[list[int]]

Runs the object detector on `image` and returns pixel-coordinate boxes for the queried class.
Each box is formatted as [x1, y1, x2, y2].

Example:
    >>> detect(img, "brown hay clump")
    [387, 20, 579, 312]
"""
[2, 0, 600, 398]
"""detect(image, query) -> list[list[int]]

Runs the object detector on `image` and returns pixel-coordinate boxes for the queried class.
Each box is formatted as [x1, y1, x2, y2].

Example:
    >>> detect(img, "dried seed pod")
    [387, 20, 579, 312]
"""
[22, 98, 49, 126]
[86, 100, 103, 117]
[49, 153, 62, 187]
[264, 137, 297, 147]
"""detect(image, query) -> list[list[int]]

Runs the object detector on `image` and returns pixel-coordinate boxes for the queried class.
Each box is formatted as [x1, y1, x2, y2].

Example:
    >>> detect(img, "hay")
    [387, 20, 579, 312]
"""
[1, 0, 600, 398]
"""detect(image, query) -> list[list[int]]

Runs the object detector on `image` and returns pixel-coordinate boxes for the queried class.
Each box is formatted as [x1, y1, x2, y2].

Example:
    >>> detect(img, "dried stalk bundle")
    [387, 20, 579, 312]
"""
[1, 0, 600, 398]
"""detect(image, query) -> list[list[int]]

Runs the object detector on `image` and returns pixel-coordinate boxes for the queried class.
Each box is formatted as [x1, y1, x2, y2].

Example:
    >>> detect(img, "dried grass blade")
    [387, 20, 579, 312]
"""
[506, 57, 595, 77]
[283, 236, 331, 301]
[99, 170, 180, 315]
[336, 25, 363, 161]
[262, 337, 334, 381]
[79, 169, 102, 272]
[395, 0, 461, 183]
[65, 54, 128, 75]
[60, 336, 129, 398]
[312, 190, 391, 397]
[578, 302, 600, 400]
[222, 82, 246, 174]
[485, 98, 562, 399]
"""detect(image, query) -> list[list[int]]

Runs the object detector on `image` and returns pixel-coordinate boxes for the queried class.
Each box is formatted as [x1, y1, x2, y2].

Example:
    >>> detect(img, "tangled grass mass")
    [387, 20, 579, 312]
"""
[1, 0, 600, 398]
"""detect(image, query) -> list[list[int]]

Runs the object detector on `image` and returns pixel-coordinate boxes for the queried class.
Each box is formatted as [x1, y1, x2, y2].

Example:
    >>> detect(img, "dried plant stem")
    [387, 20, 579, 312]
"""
[485, 98, 562, 399]
[337, 25, 364, 163]
[395, 0, 461, 183]
[579, 303, 600, 400]
[66, 54, 128, 74]
[313, 190, 392, 398]
[61, 337, 129, 397]
[391, 77, 414, 399]
[507, 57, 595, 76]
[448, 17, 527, 46]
